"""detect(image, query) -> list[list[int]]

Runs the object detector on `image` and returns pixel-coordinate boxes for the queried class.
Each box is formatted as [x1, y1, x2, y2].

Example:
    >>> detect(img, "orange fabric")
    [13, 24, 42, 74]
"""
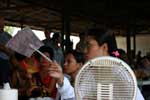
[20, 58, 39, 74]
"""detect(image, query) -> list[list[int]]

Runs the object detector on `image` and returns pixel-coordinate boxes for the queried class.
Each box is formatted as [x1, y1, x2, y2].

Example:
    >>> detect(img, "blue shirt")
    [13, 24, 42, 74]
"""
[0, 32, 12, 60]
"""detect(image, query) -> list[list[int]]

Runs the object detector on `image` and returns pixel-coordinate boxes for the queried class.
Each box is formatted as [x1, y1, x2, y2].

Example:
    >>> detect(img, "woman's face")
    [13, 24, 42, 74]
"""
[85, 36, 108, 61]
[40, 52, 51, 67]
[64, 53, 81, 75]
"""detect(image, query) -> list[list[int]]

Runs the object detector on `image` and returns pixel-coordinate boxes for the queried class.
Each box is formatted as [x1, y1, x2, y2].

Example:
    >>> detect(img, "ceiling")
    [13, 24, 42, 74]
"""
[1, 0, 150, 35]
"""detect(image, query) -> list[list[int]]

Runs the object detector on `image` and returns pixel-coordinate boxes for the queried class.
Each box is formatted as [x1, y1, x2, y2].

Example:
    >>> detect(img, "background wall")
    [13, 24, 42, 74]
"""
[116, 35, 150, 57]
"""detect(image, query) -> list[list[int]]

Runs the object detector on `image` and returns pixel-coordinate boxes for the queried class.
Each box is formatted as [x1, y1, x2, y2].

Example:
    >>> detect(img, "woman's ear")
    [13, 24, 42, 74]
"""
[102, 43, 109, 55]
[78, 63, 83, 69]
[79, 63, 83, 67]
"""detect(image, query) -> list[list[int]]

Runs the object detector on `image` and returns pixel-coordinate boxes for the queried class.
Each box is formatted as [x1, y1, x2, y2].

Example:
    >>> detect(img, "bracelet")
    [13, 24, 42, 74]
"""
[58, 81, 64, 87]
[58, 77, 64, 87]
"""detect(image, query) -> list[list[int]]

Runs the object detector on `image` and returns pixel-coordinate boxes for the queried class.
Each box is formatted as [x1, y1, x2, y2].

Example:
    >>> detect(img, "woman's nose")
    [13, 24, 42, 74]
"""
[64, 62, 67, 66]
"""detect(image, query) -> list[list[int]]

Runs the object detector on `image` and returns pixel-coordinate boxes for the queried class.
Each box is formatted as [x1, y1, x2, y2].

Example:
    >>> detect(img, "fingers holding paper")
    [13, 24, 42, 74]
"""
[48, 61, 64, 86]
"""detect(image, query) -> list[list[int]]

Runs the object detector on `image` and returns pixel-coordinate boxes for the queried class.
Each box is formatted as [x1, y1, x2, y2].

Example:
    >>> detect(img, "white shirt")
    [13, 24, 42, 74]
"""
[56, 77, 75, 100]
[136, 87, 145, 100]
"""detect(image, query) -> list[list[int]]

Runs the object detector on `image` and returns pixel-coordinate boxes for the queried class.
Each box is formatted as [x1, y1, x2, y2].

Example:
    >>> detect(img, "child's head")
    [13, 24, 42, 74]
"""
[38, 46, 54, 68]
[64, 50, 85, 77]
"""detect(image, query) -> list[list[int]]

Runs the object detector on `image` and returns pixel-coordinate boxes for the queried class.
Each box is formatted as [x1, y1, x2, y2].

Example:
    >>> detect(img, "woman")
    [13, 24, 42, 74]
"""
[48, 50, 84, 100]
[10, 53, 32, 100]
[49, 28, 144, 100]
[63, 50, 85, 86]
[29, 46, 57, 100]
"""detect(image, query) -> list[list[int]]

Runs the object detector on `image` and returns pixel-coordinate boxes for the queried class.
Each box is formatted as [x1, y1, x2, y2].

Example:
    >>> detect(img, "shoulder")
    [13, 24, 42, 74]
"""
[136, 87, 145, 100]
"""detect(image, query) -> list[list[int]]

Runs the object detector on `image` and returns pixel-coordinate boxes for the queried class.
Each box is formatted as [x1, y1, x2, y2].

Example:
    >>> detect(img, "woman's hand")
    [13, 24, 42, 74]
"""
[48, 61, 64, 86]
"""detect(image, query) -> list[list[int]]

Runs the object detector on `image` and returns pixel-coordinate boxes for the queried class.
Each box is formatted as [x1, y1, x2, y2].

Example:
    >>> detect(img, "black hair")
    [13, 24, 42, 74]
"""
[111, 48, 126, 58]
[87, 28, 117, 54]
[38, 46, 54, 60]
[52, 32, 60, 40]
[79, 32, 86, 37]
[66, 50, 85, 64]
[15, 52, 26, 61]
[111, 48, 129, 64]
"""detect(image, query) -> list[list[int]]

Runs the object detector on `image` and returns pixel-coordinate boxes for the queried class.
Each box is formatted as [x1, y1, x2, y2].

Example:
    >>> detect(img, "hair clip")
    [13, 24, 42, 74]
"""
[112, 50, 120, 57]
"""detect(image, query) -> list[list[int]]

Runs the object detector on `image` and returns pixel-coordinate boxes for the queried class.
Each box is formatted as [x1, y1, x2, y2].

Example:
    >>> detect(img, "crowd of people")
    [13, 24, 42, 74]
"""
[0, 16, 147, 100]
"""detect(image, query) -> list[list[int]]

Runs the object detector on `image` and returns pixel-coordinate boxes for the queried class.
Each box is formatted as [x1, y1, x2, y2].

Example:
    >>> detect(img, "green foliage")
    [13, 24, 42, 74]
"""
[4, 26, 14, 35]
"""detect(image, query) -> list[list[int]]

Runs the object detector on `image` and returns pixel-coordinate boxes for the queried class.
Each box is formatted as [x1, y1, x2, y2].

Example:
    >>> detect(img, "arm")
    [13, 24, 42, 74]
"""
[11, 70, 29, 96]
[11, 70, 18, 88]
[43, 78, 56, 95]
[56, 77, 75, 100]
[136, 87, 145, 100]
[48, 61, 75, 100]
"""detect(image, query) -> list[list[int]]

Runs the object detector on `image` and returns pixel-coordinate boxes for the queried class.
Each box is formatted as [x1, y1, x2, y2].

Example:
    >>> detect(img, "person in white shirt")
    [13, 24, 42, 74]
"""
[49, 28, 145, 100]
[50, 50, 85, 100]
